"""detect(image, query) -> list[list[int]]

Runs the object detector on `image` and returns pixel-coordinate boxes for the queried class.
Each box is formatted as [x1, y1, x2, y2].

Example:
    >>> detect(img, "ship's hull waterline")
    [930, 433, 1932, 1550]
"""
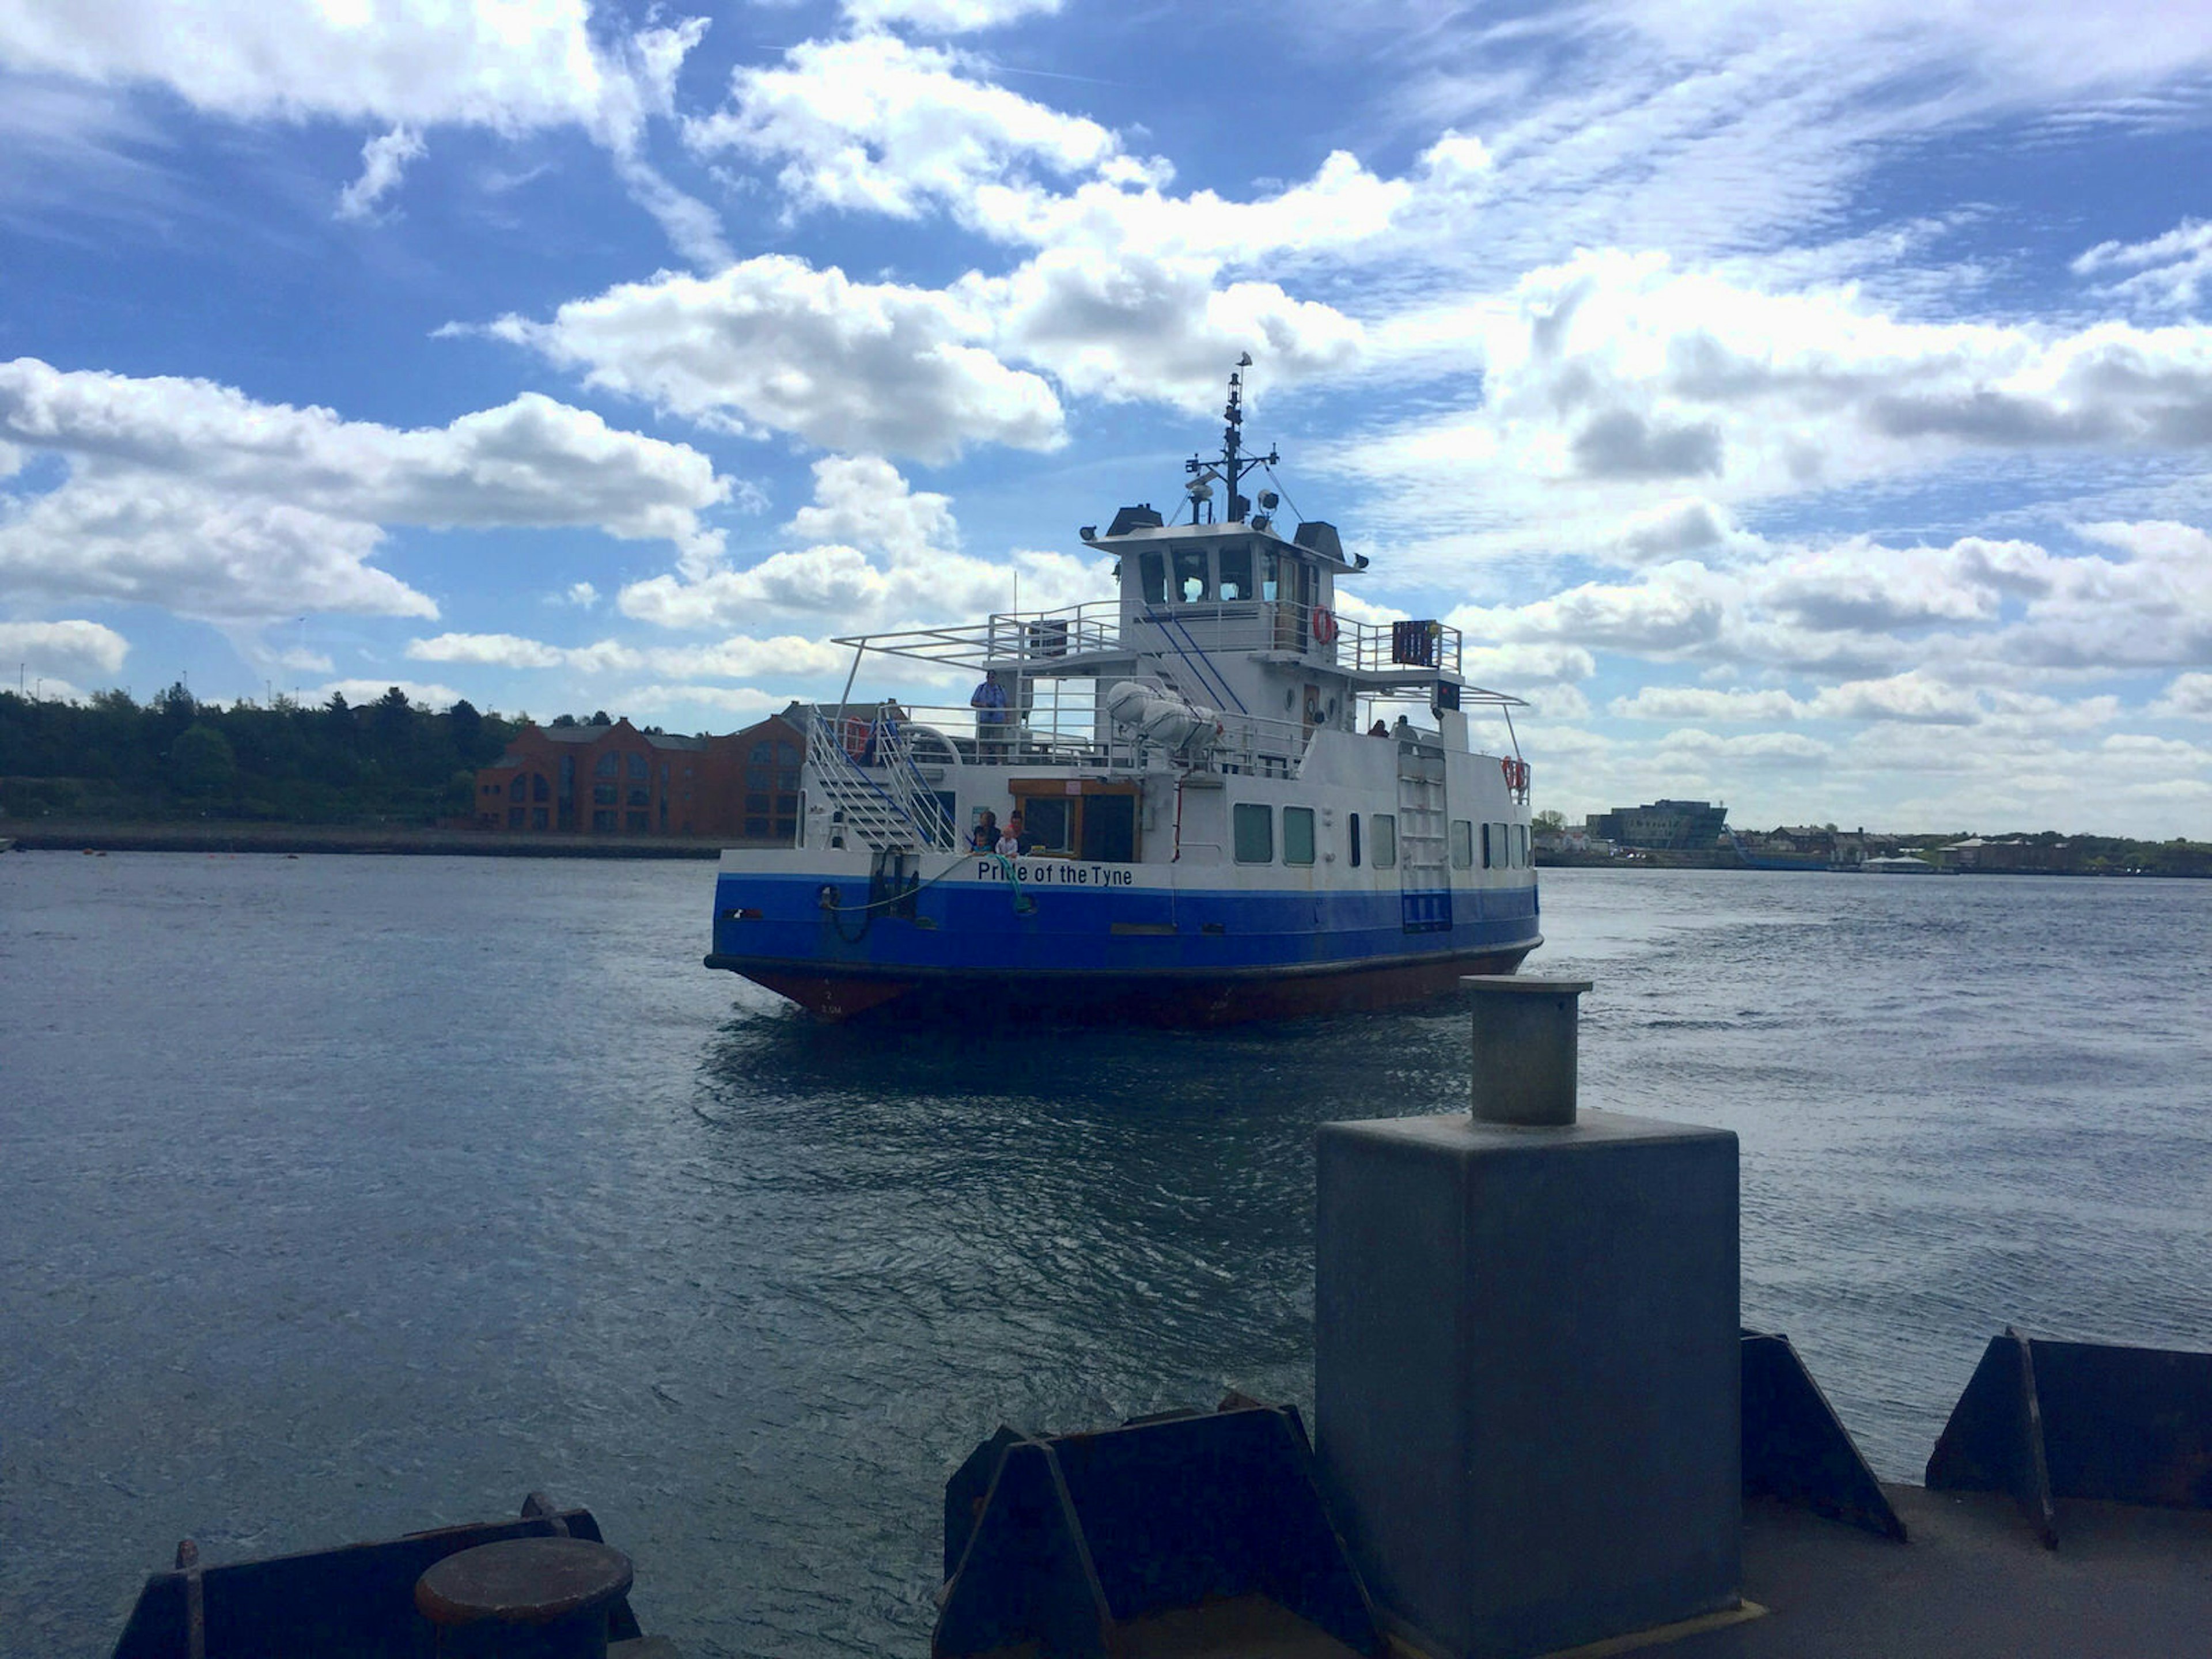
[711, 944, 1540, 1025]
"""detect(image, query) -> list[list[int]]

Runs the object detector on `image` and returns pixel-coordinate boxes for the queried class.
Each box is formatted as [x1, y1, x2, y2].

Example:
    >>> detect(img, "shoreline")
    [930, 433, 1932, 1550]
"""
[1, 820, 726, 858]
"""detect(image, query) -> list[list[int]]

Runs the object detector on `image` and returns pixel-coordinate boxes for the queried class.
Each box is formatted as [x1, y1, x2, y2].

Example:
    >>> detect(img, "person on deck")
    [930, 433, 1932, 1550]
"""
[971, 809, 1000, 852]
[970, 669, 1008, 760]
[995, 822, 1021, 858]
[1368, 719, 1389, 737]
[873, 699, 904, 764]
[1006, 812, 1028, 855]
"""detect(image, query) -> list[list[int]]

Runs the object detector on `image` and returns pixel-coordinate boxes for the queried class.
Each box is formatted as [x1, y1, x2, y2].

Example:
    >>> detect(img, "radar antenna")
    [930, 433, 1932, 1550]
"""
[1185, 353, 1277, 526]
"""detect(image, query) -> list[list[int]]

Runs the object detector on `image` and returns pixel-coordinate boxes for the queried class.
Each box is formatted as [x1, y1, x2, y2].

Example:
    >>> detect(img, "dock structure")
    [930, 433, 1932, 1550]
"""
[933, 975, 2212, 1659]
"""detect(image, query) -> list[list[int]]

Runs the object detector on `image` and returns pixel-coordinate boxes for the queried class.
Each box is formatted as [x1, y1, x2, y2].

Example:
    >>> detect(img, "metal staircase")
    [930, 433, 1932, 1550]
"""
[803, 708, 957, 852]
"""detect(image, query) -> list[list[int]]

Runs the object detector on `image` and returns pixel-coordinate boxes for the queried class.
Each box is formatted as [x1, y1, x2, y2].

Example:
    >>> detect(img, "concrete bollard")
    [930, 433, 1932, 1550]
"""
[1316, 975, 1741, 1658]
[1464, 976, 1590, 1126]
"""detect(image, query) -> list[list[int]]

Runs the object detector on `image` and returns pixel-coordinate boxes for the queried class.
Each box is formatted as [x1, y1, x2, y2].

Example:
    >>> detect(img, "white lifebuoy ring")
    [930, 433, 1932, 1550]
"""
[1312, 605, 1339, 645]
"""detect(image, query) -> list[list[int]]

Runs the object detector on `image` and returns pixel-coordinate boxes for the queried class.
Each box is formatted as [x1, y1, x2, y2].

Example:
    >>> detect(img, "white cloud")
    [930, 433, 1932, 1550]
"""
[616, 453, 1111, 637]
[1611, 685, 1805, 721]
[405, 630, 851, 679]
[1344, 251, 2212, 570]
[963, 249, 1366, 409]
[0, 1, 727, 262]
[335, 124, 425, 221]
[2075, 219, 2212, 314]
[0, 358, 732, 621]
[688, 33, 1116, 220]
[485, 256, 1065, 463]
[560, 581, 599, 608]
[2152, 672, 2212, 718]
[0, 618, 129, 683]
[843, 0, 1062, 31]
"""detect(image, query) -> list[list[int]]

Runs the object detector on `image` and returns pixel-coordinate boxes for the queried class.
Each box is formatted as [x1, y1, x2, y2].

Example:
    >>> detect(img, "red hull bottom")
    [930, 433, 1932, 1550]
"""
[713, 946, 1540, 1027]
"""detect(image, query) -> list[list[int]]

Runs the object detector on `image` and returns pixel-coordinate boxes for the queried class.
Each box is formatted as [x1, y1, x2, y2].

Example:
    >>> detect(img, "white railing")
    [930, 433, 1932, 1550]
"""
[813, 694, 1321, 781]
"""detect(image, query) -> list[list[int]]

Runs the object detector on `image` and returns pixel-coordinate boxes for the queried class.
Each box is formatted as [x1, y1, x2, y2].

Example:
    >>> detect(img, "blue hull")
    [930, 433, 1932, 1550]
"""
[706, 870, 1542, 1024]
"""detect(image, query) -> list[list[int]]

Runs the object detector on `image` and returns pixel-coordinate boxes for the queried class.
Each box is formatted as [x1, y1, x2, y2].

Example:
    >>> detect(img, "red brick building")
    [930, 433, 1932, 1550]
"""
[469, 710, 806, 842]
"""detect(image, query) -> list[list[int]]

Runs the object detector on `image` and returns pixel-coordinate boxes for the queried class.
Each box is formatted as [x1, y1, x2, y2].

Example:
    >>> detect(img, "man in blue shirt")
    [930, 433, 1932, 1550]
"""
[970, 669, 1008, 760]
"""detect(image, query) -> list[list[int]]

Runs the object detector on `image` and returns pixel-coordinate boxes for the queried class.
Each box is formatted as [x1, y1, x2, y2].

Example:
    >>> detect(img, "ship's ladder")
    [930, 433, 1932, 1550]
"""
[804, 709, 957, 852]
[1396, 737, 1452, 933]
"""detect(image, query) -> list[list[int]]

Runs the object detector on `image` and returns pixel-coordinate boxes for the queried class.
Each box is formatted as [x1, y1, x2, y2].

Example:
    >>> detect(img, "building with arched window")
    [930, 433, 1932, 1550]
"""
[469, 711, 806, 842]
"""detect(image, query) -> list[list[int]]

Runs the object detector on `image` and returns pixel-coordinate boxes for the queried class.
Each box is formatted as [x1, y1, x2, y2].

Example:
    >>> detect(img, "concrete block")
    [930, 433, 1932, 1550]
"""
[1315, 1109, 1740, 1658]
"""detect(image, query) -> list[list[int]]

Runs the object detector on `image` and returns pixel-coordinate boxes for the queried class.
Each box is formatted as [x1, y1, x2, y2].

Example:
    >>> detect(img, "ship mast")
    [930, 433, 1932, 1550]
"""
[1187, 353, 1277, 526]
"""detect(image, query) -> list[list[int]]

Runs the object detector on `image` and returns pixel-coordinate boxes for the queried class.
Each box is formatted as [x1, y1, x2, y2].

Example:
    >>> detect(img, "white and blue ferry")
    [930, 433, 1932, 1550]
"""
[706, 365, 1540, 1024]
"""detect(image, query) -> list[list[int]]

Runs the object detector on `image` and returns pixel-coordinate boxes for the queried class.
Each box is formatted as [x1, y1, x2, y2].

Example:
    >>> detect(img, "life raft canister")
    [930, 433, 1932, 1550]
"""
[1311, 605, 1339, 645]
[842, 716, 872, 760]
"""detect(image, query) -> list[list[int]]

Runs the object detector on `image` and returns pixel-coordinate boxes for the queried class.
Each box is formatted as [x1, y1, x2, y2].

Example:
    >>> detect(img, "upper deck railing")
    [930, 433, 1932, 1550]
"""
[835, 599, 1463, 680]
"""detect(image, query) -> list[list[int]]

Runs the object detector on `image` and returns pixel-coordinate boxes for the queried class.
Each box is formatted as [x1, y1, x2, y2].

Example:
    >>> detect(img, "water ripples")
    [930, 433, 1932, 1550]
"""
[3, 858, 2209, 1656]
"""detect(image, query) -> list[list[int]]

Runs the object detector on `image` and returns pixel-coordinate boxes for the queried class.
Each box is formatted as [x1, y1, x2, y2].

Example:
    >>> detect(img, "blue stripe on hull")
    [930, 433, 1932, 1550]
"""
[707, 869, 1542, 1021]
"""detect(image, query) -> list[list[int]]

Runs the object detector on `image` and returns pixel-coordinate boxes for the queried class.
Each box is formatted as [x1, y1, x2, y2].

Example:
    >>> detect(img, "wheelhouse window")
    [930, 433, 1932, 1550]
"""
[1172, 546, 1211, 603]
[1139, 550, 1168, 604]
[1218, 542, 1253, 601]
[1372, 814, 1396, 869]
[1451, 819, 1474, 869]
[1283, 806, 1316, 866]
[1234, 802, 1274, 863]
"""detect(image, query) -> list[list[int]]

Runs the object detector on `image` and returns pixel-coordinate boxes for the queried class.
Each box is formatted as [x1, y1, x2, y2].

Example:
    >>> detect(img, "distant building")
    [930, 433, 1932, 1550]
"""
[1588, 799, 1729, 850]
[1938, 837, 2078, 874]
[468, 710, 807, 842]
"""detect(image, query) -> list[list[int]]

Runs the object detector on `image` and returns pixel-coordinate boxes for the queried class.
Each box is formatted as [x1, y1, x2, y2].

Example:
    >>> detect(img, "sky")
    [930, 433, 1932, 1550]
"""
[3, 1, 2211, 837]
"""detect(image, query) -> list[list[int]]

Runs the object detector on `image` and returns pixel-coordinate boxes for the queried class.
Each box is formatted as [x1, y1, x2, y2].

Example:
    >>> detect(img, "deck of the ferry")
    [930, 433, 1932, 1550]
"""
[1048, 1484, 2212, 1658]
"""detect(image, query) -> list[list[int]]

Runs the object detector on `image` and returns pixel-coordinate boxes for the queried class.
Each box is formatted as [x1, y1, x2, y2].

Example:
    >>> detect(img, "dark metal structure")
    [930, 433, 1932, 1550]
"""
[1927, 1330, 2212, 1548]
[1741, 1330, 1907, 1540]
[934, 1399, 1382, 1658]
[109, 1494, 659, 1659]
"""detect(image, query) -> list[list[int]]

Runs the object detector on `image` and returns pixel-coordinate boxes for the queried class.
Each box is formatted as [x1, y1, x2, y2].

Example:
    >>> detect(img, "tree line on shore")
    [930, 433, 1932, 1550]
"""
[0, 685, 593, 825]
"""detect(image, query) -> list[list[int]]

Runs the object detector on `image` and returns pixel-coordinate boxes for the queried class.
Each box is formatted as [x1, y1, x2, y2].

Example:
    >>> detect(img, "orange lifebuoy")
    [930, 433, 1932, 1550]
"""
[841, 716, 871, 760]
[1519, 760, 1532, 791]
[1501, 756, 1516, 786]
[1311, 605, 1339, 645]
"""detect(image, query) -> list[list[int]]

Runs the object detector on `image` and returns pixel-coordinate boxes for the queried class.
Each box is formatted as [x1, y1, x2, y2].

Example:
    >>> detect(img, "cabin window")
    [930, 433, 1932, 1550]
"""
[1219, 542, 1253, 601]
[1516, 824, 1530, 868]
[1349, 813, 1362, 868]
[1172, 546, 1211, 603]
[1139, 550, 1168, 605]
[1480, 823, 1494, 869]
[1023, 797, 1075, 854]
[1451, 819, 1474, 869]
[1234, 802, 1274, 863]
[1372, 814, 1397, 868]
[1283, 806, 1316, 866]
[1499, 823, 1515, 867]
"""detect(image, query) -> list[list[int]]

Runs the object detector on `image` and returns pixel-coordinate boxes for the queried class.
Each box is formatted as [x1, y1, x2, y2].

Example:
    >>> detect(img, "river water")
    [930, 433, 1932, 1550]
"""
[2, 854, 2208, 1656]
